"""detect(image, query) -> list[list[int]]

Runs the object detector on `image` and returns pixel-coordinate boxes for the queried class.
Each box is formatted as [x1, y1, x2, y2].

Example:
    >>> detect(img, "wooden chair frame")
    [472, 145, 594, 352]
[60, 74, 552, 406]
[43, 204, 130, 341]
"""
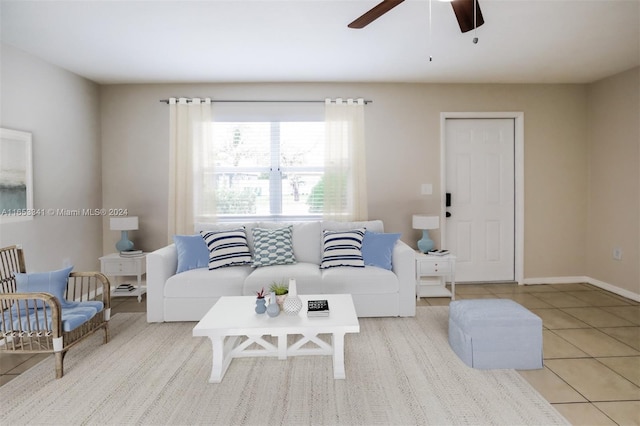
[0, 245, 111, 378]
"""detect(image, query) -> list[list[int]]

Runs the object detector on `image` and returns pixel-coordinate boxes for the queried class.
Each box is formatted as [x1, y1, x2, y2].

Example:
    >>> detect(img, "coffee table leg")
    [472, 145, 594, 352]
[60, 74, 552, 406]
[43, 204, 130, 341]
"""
[332, 332, 347, 379]
[276, 334, 288, 360]
[208, 335, 225, 383]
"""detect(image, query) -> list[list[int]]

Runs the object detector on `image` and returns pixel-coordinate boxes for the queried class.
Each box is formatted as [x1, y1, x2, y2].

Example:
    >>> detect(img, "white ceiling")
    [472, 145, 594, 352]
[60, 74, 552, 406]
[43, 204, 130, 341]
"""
[1, 0, 638, 85]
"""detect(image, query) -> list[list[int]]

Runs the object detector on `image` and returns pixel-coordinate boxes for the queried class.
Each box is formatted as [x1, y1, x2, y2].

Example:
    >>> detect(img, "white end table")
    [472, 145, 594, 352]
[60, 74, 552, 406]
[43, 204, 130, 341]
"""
[415, 252, 456, 300]
[99, 253, 146, 302]
[193, 294, 360, 383]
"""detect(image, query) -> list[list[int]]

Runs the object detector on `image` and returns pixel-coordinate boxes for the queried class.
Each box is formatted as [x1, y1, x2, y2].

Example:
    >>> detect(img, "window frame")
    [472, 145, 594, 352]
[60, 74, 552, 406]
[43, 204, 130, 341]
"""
[203, 120, 324, 222]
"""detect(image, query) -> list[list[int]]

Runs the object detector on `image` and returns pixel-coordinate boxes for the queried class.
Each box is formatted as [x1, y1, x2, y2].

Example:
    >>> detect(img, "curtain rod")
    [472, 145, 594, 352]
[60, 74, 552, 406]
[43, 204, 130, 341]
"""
[159, 98, 373, 105]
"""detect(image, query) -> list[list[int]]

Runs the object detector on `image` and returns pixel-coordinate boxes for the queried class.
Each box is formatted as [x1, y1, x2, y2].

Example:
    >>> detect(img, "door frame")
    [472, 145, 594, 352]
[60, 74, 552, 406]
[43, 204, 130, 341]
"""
[440, 112, 524, 285]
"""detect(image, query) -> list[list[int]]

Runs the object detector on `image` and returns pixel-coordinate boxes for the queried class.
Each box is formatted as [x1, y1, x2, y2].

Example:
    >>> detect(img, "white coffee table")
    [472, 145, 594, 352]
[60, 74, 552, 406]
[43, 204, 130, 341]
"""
[192, 294, 360, 383]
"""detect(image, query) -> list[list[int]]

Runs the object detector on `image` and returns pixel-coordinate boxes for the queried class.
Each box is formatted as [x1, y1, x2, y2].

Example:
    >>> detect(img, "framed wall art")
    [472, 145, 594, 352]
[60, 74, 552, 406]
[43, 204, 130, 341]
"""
[0, 128, 33, 223]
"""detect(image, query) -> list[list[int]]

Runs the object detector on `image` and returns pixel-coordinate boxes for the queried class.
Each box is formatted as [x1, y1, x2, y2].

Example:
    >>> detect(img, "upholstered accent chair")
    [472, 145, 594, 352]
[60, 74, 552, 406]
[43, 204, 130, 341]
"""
[0, 245, 111, 378]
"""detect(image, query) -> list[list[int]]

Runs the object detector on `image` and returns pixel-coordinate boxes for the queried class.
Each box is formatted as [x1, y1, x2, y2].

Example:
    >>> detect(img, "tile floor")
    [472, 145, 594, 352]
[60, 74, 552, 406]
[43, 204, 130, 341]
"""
[2, 283, 639, 425]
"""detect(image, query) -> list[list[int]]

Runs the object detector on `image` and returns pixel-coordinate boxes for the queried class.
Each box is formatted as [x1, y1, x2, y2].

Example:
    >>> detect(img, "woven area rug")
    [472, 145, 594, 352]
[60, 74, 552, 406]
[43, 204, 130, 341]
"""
[0, 307, 568, 425]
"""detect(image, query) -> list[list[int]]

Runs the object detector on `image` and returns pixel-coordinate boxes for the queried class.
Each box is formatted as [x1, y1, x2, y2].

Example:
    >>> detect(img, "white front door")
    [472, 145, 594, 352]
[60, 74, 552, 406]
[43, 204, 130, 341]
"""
[444, 118, 515, 282]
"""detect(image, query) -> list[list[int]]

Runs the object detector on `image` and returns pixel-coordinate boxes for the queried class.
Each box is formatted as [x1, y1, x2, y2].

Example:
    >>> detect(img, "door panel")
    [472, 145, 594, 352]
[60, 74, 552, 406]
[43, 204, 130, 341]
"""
[445, 118, 515, 282]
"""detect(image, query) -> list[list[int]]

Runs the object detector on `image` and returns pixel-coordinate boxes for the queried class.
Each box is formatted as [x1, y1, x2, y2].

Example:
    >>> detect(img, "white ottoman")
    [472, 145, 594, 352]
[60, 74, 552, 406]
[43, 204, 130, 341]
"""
[448, 299, 543, 370]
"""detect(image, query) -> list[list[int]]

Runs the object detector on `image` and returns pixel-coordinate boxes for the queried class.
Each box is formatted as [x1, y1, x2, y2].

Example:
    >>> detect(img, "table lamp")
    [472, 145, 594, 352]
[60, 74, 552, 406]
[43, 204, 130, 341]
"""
[110, 216, 138, 252]
[412, 215, 439, 253]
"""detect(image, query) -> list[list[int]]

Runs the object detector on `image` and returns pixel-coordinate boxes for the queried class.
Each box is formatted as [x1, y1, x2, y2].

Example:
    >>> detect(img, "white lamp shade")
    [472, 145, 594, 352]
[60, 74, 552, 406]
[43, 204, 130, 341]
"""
[110, 216, 139, 231]
[412, 215, 439, 230]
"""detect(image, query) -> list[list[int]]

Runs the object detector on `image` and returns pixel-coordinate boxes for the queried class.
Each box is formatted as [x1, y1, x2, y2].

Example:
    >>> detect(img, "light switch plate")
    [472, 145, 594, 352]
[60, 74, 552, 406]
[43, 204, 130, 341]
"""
[613, 248, 623, 261]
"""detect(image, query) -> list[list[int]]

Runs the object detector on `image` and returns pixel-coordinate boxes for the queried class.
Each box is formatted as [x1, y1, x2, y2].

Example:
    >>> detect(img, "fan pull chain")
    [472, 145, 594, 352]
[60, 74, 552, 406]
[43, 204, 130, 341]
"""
[473, 0, 479, 44]
[428, 0, 433, 61]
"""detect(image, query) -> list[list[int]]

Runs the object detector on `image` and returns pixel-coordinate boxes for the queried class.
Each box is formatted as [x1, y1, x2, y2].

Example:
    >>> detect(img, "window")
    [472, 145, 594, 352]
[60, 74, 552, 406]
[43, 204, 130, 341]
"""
[201, 121, 325, 220]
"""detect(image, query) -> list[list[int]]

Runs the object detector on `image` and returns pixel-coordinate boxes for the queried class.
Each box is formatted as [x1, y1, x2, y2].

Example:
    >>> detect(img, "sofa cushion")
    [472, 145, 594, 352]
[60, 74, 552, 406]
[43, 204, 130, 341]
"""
[251, 226, 297, 267]
[361, 231, 401, 270]
[258, 221, 321, 264]
[201, 227, 252, 269]
[322, 266, 399, 295]
[13, 265, 74, 312]
[322, 220, 384, 233]
[173, 235, 209, 273]
[165, 266, 253, 298]
[243, 262, 323, 295]
[320, 228, 365, 269]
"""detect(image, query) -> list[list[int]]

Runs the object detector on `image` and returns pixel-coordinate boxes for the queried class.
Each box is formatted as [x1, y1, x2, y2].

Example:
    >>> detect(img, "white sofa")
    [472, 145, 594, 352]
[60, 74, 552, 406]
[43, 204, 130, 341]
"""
[146, 220, 416, 322]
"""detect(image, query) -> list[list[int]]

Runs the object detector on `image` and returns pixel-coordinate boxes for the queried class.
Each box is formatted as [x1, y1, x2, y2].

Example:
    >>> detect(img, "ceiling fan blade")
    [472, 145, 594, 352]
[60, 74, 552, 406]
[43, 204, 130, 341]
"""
[348, 0, 405, 29]
[450, 0, 484, 33]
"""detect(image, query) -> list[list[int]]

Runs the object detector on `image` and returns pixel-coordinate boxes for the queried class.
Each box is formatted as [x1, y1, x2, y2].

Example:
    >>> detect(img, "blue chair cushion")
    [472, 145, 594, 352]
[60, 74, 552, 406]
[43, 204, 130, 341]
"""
[2, 300, 103, 333]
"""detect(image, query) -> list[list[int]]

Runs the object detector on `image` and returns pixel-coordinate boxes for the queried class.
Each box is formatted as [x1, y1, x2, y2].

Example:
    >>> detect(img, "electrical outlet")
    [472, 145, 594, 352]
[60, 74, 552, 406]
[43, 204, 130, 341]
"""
[612, 248, 623, 261]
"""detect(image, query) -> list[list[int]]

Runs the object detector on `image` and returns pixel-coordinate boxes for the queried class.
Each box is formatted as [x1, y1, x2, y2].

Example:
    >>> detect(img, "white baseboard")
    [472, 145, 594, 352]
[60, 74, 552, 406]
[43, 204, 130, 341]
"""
[522, 276, 589, 285]
[586, 277, 640, 302]
[522, 276, 640, 302]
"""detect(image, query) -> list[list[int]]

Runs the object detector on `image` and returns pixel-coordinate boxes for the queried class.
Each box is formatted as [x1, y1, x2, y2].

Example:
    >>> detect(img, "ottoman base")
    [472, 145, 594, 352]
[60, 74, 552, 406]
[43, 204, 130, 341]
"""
[449, 299, 543, 370]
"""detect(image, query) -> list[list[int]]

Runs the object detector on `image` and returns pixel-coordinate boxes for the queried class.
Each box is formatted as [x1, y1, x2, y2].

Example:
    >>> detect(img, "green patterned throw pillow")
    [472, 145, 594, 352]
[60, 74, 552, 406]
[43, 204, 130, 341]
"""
[252, 226, 297, 267]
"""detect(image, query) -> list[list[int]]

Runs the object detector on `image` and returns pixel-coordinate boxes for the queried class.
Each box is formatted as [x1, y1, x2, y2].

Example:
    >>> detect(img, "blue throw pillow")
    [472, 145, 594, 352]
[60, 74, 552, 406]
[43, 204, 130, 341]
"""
[173, 234, 210, 274]
[14, 265, 74, 310]
[361, 231, 401, 270]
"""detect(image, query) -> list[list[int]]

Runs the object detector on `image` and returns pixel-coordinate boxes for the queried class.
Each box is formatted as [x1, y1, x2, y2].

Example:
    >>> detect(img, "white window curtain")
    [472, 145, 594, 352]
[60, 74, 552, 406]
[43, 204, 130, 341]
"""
[323, 98, 368, 221]
[168, 97, 212, 240]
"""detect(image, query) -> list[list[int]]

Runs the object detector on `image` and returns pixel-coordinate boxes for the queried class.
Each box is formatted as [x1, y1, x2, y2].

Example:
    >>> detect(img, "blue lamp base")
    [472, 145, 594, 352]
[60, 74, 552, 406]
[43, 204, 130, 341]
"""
[116, 230, 134, 252]
[417, 230, 435, 253]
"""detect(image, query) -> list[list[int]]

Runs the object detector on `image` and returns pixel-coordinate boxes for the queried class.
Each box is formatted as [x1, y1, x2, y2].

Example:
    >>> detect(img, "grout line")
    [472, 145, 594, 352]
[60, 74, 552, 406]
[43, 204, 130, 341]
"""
[592, 356, 640, 391]
[551, 402, 620, 426]
[542, 363, 592, 404]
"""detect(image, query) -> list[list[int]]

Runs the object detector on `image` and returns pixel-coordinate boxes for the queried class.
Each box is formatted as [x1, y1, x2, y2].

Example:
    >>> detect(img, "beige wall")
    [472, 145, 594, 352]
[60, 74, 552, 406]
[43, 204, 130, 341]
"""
[100, 82, 591, 283]
[0, 44, 103, 271]
[587, 67, 640, 297]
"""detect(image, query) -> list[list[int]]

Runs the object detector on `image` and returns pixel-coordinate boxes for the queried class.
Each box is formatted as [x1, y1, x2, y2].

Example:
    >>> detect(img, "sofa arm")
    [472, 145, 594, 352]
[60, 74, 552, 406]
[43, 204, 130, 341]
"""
[146, 244, 178, 323]
[392, 240, 416, 317]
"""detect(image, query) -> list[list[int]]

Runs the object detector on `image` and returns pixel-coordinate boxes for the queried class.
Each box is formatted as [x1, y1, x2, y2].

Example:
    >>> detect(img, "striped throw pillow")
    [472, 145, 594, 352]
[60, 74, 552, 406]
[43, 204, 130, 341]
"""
[201, 227, 252, 270]
[320, 228, 366, 269]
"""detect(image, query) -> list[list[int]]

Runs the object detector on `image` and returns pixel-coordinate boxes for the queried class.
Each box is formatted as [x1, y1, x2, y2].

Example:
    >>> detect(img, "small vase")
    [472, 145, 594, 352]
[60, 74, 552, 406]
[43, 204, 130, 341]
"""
[255, 297, 266, 314]
[283, 278, 303, 315]
[266, 292, 280, 317]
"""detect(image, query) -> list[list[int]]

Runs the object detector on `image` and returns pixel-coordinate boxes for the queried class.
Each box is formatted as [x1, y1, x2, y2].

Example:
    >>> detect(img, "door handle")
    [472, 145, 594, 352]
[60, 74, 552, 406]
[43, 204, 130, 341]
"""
[446, 193, 452, 217]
